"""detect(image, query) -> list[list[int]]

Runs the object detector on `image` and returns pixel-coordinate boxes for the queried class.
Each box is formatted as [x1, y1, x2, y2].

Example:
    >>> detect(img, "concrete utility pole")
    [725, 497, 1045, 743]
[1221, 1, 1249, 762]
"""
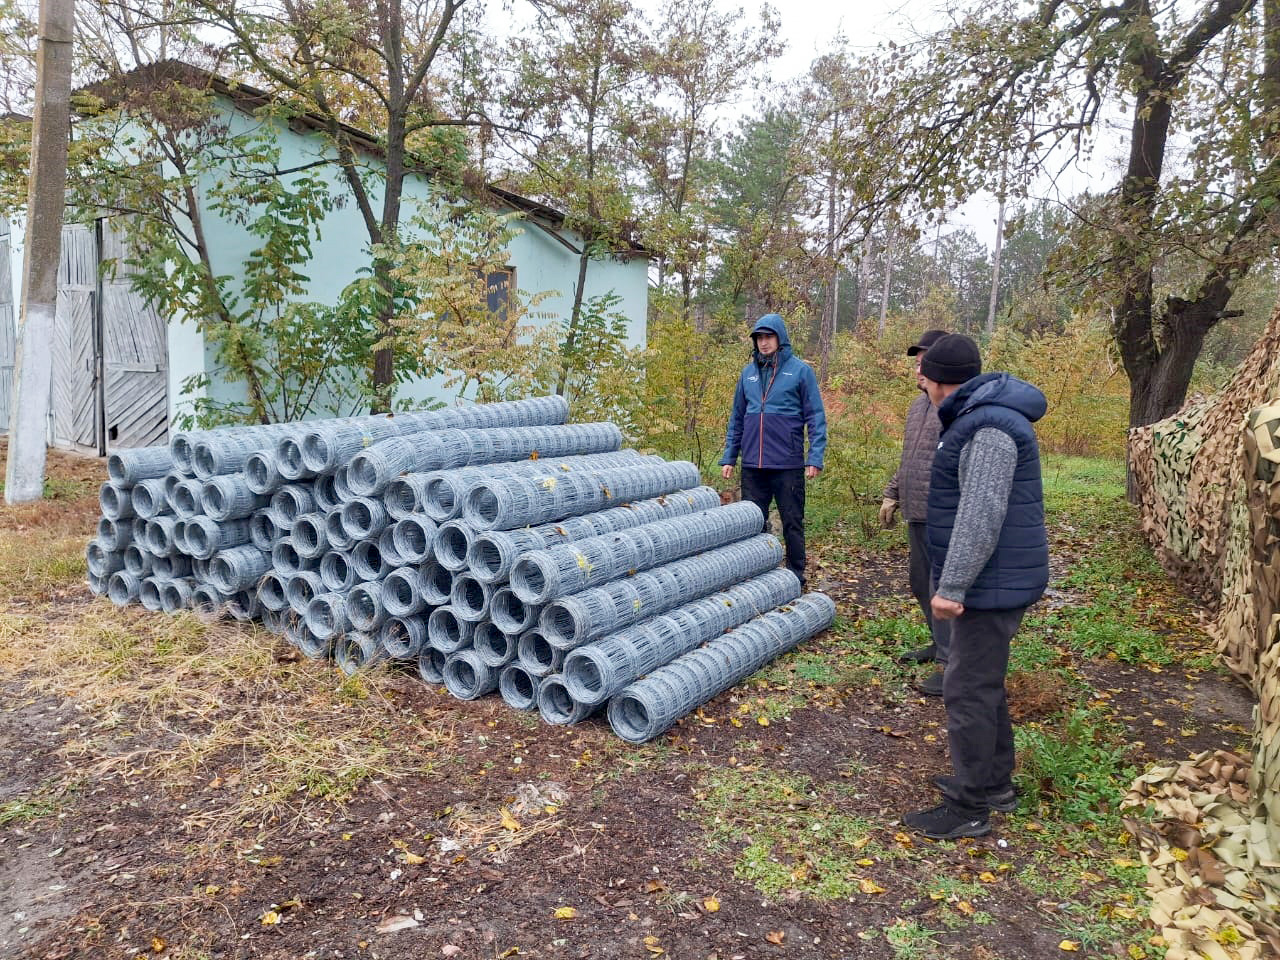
[5, 0, 74, 503]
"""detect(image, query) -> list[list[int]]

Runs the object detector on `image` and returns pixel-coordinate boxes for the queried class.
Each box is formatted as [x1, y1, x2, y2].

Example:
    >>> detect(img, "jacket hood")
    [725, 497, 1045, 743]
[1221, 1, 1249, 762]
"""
[751, 313, 792, 361]
[941, 372, 1047, 427]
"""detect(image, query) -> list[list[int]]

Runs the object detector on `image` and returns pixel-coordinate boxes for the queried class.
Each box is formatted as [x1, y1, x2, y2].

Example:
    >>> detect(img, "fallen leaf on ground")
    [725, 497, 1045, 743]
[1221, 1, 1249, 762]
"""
[260, 911, 280, 926]
[765, 931, 785, 944]
[703, 897, 720, 912]
[858, 878, 886, 894]
[500, 808, 521, 832]
[377, 915, 420, 934]
[442, 946, 463, 957]
[1059, 941, 1080, 952]
[553, 906, 578, 919]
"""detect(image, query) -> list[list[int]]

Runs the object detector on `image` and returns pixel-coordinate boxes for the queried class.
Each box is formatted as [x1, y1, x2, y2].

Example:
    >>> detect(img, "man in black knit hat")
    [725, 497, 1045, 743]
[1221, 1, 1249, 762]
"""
[903, 333, 1049, 840]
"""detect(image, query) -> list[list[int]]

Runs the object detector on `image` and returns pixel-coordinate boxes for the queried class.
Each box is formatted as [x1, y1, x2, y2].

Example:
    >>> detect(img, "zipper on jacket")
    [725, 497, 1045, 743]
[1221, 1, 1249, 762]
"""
[757, 360, 779, 469]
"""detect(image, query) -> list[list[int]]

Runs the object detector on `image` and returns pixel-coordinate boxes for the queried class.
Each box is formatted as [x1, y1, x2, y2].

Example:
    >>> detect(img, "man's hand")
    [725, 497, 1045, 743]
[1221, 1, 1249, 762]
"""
[721, 464, 734, 480]
[931, 595, 964, 621]
[878, 498, 898, 529]
[805, 465, 819, 479]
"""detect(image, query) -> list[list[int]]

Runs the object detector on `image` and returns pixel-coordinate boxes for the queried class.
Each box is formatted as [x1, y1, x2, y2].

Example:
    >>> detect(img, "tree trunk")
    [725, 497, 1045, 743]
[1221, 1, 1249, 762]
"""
[556, 249, 592, 396]
[878, 227, 894, 337]
[6, 0, 74, 503]
[986, 191, 1006, 335]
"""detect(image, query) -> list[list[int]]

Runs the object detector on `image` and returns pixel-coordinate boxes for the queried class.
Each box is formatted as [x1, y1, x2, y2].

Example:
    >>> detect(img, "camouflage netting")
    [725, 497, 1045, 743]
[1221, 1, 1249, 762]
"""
[1127, 309, 1280, 957]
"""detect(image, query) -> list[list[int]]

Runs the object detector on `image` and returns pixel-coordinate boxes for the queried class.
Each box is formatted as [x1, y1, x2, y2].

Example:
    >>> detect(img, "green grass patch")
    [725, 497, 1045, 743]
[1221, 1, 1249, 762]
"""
[1014, 705, 1137, 826]
[692, 767, 904, 901]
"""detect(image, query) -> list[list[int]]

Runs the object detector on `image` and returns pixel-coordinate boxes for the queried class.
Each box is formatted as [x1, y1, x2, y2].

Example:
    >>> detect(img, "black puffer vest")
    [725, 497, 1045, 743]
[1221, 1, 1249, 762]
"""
[927, 373, 1049, 610]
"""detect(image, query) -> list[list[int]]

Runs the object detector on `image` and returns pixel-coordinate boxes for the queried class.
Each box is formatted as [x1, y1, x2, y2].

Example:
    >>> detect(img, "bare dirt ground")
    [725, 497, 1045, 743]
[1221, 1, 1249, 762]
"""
[0, 446, 1254, 960]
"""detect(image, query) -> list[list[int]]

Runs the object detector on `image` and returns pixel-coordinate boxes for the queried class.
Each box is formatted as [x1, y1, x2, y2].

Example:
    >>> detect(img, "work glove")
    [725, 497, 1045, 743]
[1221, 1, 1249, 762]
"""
[879, 498, 898, 529]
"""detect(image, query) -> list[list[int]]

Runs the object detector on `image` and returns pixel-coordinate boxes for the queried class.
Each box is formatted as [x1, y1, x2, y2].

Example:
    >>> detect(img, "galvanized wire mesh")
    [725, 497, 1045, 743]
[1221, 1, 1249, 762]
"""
[286, 570, 326, 616]
[244, 450, 285, 495]
[121, 543, 150, 578]
[107, 570, 141, 606]
[562, 568, 802, 707]
[349, 422, 624, 498]
[380, 615, 427, 659]
[606, 593, 835, 743]
[450, 574, 493, 622]
[271, 485, 316, 522]
[341, 496, 390, 540]
[335, 630, 387, 675]
[381, 567, 428, 618]
[320, 551, 357, 592]
[144, 516, 181, 555]
[427, 606, 475, 653]
[473, 621, 518, 668]
[202, 475, 269, 521]
[466, 486, 721, 584]
[210, 545, 271, 594]
[489, 587, 542, 635]
[541, 533, 784, 651]
[510, 501, 763, 604]
[443, 649, 500, 700]
[390, 516, 437, 563]
[96, 517, 132, 552]
[498, 664, 541, 710]
[537, 674, 596, 726]
[419, 450, 649, 522]
[99, 481, 137, 521]
[351, 540, 390, 582]
[107, 446, 173, 485]
[170, 478, 205, 519]
[130, 478, 171, 519]
[139, 576, 165, 612]
[434, 521, 474, 571]
[346, 581, 387, 632]
[305, 591, 351, 640]
[417, 646, 447, 684]
[185, 516, 252, 560]
[384, 473, 432, 520]
[88, 540, 125, 578]
[463, 460, 702, 532]
[517, 628, 563, 677]
[418, 559, 454, 606]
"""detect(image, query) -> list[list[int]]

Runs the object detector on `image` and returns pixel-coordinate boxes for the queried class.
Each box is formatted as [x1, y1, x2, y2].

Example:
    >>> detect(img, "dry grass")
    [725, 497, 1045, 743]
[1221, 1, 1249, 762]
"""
[0, 599, 457, 838]
[0, 447, 457, 842]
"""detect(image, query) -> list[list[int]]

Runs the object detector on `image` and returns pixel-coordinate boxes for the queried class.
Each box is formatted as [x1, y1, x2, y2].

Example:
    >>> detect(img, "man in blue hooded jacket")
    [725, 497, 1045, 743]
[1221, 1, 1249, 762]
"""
[719, 314, 827, 589]
[902, 333, 1049, 841]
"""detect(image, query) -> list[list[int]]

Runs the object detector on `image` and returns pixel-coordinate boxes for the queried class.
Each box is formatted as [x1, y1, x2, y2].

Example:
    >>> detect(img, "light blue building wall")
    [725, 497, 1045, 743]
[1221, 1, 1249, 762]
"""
[170, 92, 649, 422]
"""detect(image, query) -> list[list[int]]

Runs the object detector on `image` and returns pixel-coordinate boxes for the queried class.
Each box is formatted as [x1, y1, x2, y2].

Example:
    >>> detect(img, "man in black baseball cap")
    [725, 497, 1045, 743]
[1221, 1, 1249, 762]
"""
[881, 329, 949, 681]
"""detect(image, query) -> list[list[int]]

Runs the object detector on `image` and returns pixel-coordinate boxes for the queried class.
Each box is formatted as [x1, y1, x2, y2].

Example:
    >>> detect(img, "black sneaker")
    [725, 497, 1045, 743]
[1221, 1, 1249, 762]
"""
[931, 776, 1019, 813]
[986, 787, 1018, 813]
[918, 669, 944, 697]
[903, 802, 991, 840]
[898, 644, 936, 664]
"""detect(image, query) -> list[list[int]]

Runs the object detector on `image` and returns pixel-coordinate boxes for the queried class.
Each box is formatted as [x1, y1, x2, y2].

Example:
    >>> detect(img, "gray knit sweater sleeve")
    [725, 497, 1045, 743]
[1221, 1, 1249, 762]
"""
[936, 428, 1018, 603]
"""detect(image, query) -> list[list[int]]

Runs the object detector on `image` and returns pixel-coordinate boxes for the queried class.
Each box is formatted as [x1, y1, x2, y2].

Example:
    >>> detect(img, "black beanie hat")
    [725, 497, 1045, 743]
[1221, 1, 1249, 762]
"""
[919, 333, 981, 384]
[906, 329, 948, 356]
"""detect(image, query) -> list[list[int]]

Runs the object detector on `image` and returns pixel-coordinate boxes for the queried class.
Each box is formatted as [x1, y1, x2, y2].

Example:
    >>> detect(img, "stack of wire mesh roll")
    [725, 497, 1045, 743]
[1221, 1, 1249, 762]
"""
[85, 395, 835, 743]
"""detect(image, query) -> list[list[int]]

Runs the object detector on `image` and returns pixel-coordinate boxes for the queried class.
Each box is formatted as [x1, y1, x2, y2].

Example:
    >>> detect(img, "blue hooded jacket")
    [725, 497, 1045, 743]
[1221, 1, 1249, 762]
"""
[720, 314, 827, 471]
[926, 372, 1050, 610]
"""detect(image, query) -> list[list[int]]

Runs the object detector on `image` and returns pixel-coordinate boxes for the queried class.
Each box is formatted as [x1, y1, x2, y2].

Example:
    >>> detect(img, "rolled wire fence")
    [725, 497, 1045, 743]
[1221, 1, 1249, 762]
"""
[85, 396, 834, 741]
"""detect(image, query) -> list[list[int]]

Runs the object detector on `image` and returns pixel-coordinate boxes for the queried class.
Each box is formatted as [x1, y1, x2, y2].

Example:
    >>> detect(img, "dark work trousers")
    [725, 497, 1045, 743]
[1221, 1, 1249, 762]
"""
[740, 466, 806, 587]
[938, 605, 1027, 818]
[908, 521, 951, 662]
